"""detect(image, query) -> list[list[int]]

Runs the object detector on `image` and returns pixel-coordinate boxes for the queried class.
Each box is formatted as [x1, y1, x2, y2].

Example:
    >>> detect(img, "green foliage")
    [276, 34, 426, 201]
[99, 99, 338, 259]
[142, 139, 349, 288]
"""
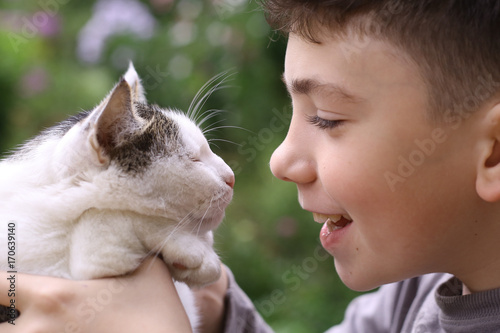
[0, 0, 362, 331]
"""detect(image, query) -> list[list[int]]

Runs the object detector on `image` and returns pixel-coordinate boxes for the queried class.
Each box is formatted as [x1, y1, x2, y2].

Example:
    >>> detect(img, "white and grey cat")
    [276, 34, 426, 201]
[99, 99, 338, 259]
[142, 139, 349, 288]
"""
[0, 63, 235, 330]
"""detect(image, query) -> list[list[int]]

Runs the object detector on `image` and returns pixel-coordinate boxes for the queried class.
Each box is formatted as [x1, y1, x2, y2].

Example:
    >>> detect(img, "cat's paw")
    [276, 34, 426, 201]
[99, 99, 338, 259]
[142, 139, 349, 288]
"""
[161, 236, 221, 288]
[168, 249, 221, 288]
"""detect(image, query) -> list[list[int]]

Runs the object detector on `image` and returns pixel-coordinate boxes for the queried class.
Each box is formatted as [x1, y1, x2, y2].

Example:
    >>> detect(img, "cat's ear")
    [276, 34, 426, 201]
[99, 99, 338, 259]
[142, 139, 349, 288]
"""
[87, 78, 142, 165]
[124, 62, 147, 103]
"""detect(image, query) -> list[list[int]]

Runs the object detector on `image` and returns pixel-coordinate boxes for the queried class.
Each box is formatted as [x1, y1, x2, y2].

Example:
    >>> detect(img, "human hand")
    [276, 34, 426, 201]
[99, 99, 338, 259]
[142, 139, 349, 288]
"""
[192, 264, 228, 333]
[0, 257, 192, 333]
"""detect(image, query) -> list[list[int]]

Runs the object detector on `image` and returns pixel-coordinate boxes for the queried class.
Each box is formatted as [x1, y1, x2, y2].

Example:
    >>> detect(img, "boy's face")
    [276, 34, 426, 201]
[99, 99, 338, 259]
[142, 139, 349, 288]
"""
[271, 33, 485, 291]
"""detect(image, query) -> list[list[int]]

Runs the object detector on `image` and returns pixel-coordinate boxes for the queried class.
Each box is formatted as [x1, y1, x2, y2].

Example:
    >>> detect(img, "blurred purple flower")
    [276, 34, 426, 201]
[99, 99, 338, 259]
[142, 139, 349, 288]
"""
[0, 10, 60, 37]
[77, 0, 157, 64]
[20, 67, 50, 97]
[36, 12, 61, 37]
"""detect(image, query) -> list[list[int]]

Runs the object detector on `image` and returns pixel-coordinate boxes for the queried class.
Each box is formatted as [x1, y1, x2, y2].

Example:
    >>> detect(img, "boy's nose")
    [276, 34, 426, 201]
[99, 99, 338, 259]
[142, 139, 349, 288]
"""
[270, 132, 316, 184]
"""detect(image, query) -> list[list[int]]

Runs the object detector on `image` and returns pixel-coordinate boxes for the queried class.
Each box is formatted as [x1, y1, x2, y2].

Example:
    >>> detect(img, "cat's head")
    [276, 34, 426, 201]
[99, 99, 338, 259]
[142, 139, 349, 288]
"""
[51, 63, 234, 232]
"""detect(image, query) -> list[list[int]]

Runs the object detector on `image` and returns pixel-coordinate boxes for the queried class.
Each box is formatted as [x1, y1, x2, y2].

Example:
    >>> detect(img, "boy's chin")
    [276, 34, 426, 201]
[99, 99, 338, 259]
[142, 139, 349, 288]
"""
[335, 261, 388, 292]
[340, 277, 382, 292]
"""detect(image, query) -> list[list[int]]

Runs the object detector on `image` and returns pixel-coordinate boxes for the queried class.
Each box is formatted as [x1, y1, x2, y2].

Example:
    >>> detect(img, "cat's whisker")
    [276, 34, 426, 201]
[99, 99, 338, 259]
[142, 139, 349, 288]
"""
[202, 123, 252, 145]
[217, 197, 226, 210]
[191, 85, 232, 125]
[164, 212, 195, 240]
[187, 70, 236, 122]
[201, 120, 227, 137]
[190, 76, 230, 116]
[142, 212, 198, 272]
[203, 125, 249, 136]
[205, 124, 249, 131]
[151, 209, 197, 247]
[196, 106, 226, 117]
[207, 138, 240, 147]
[187, 72, 227, 119]
[197, 110, 227, 129]
[195, 108, 224, 122]
[192, 196, 215, 237]
[210, 142, 221, 150]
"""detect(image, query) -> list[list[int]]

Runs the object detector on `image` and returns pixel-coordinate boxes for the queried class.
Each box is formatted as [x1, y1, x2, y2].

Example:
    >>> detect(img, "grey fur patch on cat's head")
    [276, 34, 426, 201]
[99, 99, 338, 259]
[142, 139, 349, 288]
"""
[4, 104, 181, 175]
[85, 77, 184, 175]
[109, 102, 181, 174]
[4, 71, 183, 177]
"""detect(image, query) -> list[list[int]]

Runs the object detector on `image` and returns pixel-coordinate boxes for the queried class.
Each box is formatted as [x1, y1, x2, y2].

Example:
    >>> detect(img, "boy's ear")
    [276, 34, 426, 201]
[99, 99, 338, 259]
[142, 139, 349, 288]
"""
[476, 103, 500, 202]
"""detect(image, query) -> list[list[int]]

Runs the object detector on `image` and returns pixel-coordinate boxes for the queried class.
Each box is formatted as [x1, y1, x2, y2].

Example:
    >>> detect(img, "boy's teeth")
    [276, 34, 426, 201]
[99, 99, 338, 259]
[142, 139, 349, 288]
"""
[327, 219, 336, 232]
[313, 213, 340, 223]
[313, 213, 352, 223]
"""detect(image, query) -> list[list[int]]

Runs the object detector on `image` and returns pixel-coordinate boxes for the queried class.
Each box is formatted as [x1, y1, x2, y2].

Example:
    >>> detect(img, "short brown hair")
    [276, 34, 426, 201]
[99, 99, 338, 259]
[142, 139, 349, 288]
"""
[263, 0, 500, 122]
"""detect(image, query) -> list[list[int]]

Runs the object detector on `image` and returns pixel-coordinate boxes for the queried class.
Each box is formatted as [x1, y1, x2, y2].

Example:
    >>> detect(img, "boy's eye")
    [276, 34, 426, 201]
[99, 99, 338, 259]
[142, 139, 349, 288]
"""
[307, 115, 344, 130]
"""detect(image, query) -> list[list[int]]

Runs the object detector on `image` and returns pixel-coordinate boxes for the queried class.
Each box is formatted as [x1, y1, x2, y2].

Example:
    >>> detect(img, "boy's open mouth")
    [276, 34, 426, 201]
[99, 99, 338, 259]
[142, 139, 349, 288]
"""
[313, 213, 353, 231]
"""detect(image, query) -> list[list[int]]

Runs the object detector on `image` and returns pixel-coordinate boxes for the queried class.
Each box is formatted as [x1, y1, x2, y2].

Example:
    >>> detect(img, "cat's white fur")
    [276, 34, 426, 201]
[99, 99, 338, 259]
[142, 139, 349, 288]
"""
[0, 63, 234, 331]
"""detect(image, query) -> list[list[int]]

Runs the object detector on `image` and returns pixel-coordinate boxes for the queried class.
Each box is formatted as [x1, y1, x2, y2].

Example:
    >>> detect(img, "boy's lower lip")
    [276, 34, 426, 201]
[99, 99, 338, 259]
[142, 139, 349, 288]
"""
[319, 220, 352, 253]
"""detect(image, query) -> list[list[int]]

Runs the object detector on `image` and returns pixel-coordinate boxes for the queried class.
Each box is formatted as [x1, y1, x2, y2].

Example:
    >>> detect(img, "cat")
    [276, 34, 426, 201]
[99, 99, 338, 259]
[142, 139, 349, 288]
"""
[0, 63, 235, 331]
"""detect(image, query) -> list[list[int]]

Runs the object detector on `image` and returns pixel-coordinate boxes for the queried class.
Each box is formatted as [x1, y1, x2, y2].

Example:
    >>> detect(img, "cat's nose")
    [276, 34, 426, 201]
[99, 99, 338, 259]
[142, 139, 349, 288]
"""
[225, 174, 235, 189]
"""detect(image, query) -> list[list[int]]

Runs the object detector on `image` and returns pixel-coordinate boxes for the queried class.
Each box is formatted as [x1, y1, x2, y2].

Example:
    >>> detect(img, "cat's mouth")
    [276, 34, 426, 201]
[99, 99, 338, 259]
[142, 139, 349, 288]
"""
[189, 192, 232, 231]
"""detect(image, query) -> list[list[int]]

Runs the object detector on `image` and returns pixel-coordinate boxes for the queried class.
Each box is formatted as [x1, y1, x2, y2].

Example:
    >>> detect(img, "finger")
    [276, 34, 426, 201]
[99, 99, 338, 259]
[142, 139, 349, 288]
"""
[124, 256, 176, 297]
[125, 257, 192, 331]
[192, 264, 228, 333]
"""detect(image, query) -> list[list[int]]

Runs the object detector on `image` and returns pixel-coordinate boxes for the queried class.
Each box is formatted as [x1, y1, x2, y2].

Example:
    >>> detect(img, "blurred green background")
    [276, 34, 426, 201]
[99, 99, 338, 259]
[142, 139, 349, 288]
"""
[0, 0, 362, 331]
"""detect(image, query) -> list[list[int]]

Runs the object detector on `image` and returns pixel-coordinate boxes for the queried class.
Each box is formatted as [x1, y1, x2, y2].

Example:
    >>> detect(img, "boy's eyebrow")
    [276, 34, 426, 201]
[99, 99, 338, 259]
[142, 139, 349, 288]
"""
[281, 74, 363, 104]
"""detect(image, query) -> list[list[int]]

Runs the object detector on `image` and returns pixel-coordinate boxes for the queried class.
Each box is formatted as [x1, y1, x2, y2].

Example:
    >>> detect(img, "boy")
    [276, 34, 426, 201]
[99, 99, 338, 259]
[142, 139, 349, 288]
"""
[220, 0, 500, 331]
[263, 0, 500, 331]
[2, 0, 500, 332]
